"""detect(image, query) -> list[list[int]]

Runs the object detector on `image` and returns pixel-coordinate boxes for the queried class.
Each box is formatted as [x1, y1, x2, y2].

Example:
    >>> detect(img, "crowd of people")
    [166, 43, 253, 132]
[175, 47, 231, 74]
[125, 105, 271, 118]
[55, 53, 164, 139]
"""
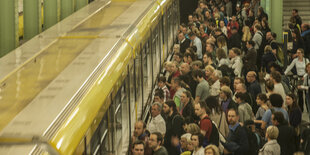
[130, 0, 310, 154]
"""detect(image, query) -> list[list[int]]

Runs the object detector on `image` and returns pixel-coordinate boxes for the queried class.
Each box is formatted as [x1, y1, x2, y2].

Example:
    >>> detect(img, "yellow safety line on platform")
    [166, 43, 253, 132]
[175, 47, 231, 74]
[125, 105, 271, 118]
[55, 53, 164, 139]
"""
[58, 36, 104, 39]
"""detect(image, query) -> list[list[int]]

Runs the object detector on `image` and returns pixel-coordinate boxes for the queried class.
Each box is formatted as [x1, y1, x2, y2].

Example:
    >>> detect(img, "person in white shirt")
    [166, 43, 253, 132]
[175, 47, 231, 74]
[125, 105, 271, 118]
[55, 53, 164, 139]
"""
[270, 71, 286, 106]
[228, 48, 243, 77]
[189, 32, 203, 59]
[147, 102, 166, 136]
[284, 48, 309, 76]
[219, 20, 228, 37]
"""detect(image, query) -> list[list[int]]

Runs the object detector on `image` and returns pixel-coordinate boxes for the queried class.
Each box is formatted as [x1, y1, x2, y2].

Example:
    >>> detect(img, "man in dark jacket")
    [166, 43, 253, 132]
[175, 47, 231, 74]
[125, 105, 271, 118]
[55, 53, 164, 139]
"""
[272, 111, 298, 155]
[302, 24, 310, 58]
[243, 40, 257, 76]
[178, 32, 191, 54]
[163, 100, 185, 155]
[246, 71, 261, 113]
[228, 27, 241, 49]
[222, 108, 249, 155]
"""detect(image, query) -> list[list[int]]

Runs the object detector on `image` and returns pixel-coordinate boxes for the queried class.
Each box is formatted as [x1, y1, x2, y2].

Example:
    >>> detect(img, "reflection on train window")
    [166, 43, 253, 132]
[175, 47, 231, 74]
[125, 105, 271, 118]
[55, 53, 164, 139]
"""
[114, 89, 122, 149]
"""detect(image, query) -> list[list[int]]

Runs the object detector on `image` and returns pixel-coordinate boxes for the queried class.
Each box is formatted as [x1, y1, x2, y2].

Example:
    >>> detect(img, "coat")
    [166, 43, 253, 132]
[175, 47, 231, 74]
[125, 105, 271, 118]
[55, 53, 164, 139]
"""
[258, 140, 281, 155]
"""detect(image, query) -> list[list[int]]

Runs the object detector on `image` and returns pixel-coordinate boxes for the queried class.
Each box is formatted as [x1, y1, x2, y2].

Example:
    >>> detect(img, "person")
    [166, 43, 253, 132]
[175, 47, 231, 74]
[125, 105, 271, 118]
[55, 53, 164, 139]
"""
[261, 93, 289, 129]
[269, 71, 286, 103]
[222, 108, 249, 155]
[203, 52, 217, 69]
[163, 100, 185, 154]
[132, 140, 145, 155]
[194, 101, 215, 146]
[179, 32, 191, 54]
[228, 48, 243, 77]
[156, 76, 170, 101]
[258, 126, 281, 155]
[219, 86, 237, 115]
[272, 112, 298, 155]
[179, 62, 198, 97]
[292, 9, 302, 27]
[192, 133, 205, 155]
[179, 133, 192, 154]
[234, 83, 255, 113]
[216, 48, 230, 67]
[254, 93, 269, 125]
[246, 71, 261, 113]
[147, 102, 166, 136]
[285, 48, 309, 77]
[180, 90, 198, 122]
[286, 93, 302, 131]
[261, 45, 277, 73]
[298, 63, 310, 113]
[227, 16, 239, 38]
[228, 27, 241, 49]
[205, 144, 220, 155]
[205, 43, 217, 64]
[131, 120, 152, 155]
[243, 40, 257, 75]
[235, 92, 254, 123]
[241, 26, 252, 52]
[189, 32, 203, 59]
[171, 77, 187, 111]
[209, 70, 222, 96]
[193, 70, 210, 103]
[149, 132, 169, 155]
[206, 96, 229, 138]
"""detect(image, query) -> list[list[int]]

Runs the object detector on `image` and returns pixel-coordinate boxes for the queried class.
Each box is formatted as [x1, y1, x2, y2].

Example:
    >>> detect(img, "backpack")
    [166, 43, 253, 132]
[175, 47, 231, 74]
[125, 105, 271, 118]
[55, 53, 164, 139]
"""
[202, 117, 220, 147]
[243, 127, 260, 155]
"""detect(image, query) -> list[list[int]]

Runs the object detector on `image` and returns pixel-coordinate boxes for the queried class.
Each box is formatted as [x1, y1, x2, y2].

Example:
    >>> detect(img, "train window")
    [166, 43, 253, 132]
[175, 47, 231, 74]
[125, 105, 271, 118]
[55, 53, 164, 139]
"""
[152, 27, 159, 81]
[135, 53, 143, 117]
[114, 89, 122, 150]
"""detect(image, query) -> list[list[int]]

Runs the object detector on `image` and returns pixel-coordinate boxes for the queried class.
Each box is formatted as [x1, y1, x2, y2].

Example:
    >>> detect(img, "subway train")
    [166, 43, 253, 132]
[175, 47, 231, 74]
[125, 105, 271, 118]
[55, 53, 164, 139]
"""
[0, 0, 179, 154]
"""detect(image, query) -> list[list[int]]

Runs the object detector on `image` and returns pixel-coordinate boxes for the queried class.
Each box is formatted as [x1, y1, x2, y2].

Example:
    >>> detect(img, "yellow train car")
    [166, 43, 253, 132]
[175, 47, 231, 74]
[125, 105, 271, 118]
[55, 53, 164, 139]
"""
[0, 0, 179, 154]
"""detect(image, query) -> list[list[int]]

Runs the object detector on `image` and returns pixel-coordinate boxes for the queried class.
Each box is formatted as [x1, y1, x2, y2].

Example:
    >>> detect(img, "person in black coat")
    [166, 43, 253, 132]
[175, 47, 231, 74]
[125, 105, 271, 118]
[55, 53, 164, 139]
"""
[272, 111, 298, 155]
[261, 45, 277, 73]
[178, 32, 191, 54]
[180, 90, 199, 122]
[228, 27, 241, 49]
[243, 41, 257, 76]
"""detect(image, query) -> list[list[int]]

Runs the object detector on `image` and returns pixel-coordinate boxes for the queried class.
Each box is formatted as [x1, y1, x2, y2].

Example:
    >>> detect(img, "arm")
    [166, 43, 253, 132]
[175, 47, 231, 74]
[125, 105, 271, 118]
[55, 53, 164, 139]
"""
[196, 39, 203, 59]
[284, 59, 297, 75]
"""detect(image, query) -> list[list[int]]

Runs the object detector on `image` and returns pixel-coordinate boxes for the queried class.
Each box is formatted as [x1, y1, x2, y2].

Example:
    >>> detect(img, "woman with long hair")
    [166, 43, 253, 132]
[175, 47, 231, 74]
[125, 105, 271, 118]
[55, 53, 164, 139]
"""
[241, 26, 252, 52]
[286, 93, 302, 131]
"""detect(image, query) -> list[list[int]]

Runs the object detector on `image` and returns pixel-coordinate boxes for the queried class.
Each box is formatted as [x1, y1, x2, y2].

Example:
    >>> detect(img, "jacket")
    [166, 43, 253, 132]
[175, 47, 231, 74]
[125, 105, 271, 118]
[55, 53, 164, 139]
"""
[258, 140, 281, 155]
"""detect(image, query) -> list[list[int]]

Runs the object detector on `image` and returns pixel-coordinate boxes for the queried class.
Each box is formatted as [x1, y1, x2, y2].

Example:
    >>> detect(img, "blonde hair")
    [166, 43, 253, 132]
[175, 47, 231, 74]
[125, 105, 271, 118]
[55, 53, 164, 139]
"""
[266, 126, 279, 139]
[205, 144, 220, 155]
[205, 65, 215, 73]
[264, 45, 272, 53]
[186, 123, 200, 135]
[242, 26, 252, 42]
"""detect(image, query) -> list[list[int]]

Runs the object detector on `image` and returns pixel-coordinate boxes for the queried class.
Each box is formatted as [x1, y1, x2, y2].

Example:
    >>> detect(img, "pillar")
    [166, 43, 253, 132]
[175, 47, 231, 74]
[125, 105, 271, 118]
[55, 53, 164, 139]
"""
[76, 0, 88, 11]
[24, 0, 41, 40]
[271, 0, 283, 42]
[61, 0, 74, 20]
[43, 0, 60, 30]
[0, 0, 18, 57]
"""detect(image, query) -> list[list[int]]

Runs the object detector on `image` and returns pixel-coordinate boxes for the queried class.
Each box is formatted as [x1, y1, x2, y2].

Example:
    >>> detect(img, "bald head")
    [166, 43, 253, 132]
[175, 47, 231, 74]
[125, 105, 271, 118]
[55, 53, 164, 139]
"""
[246, 71, 256, 83]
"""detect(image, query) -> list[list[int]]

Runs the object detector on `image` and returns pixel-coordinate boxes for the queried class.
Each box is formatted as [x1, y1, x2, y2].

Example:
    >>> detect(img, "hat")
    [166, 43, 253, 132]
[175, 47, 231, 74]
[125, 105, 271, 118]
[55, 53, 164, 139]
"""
[192, 60, 202, 67]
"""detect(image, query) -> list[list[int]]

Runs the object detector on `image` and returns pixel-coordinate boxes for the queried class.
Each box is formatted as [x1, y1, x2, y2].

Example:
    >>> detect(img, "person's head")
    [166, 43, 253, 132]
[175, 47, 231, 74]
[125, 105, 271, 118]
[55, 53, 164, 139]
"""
[297, 48, 305, 58]
[174, 52, 183, 63]
[231, 15, 237, 22]
[220, 85, 232, 100]
[286, 93, 298, 109]
[216, 48, 227, 60]
[151, 102, 162, 118]
[265, 79, 274, 92]
[244, 120, 256, 132]
[203, 52, 213, 64]
[292, 9, 298, 16]
[188, 14, 193, 23]
[219, 20, 225, 28]
[193, 69, 205, 82]
[306, 63, 310, 74]
[189, 32, 196, 41]
[217, 36, 227, 48]
[180, 63, 191, 75]
[256, 93, 268, 105]
[149, 132, 164, 150]
[205, 65, 215, 77]
[269, 93, 283, 108]
[272, 111, 285, 126]
[219, 76, 231, 87]
[205, 96, 221, 114]
[235, 83, 247, 93]
[194, 101, 210, 118]
[132, 140, 145, 155]
[246, 71, 257, 83]
[264, 45, 273, 54]
[157, 76, 166, 88]
[178, 32, 185, 41]
[205, 144, 220, 155]
[192, 61, 202, 70]
[154, 89, 164, 103]
[134, 120, 146, 137]
[181, 90, 192, 105]
[191, 133, 204, 148]
[206, 43, 215, 52]
[185, 123, 201, 134]
[233, 77, 245, 90]
[180, 133, 192, 150]
[171, 77, 182, 89]
[254, 24, 262, 32]
[227, 108, 239, 125]
[302, 24, 310, 32]
[270, 71, 282, 83]
[235, 92, 247, 104]
[266, 126, 279, 140]
[163, 100, 177, 115]
[246, 40, 255, 49]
